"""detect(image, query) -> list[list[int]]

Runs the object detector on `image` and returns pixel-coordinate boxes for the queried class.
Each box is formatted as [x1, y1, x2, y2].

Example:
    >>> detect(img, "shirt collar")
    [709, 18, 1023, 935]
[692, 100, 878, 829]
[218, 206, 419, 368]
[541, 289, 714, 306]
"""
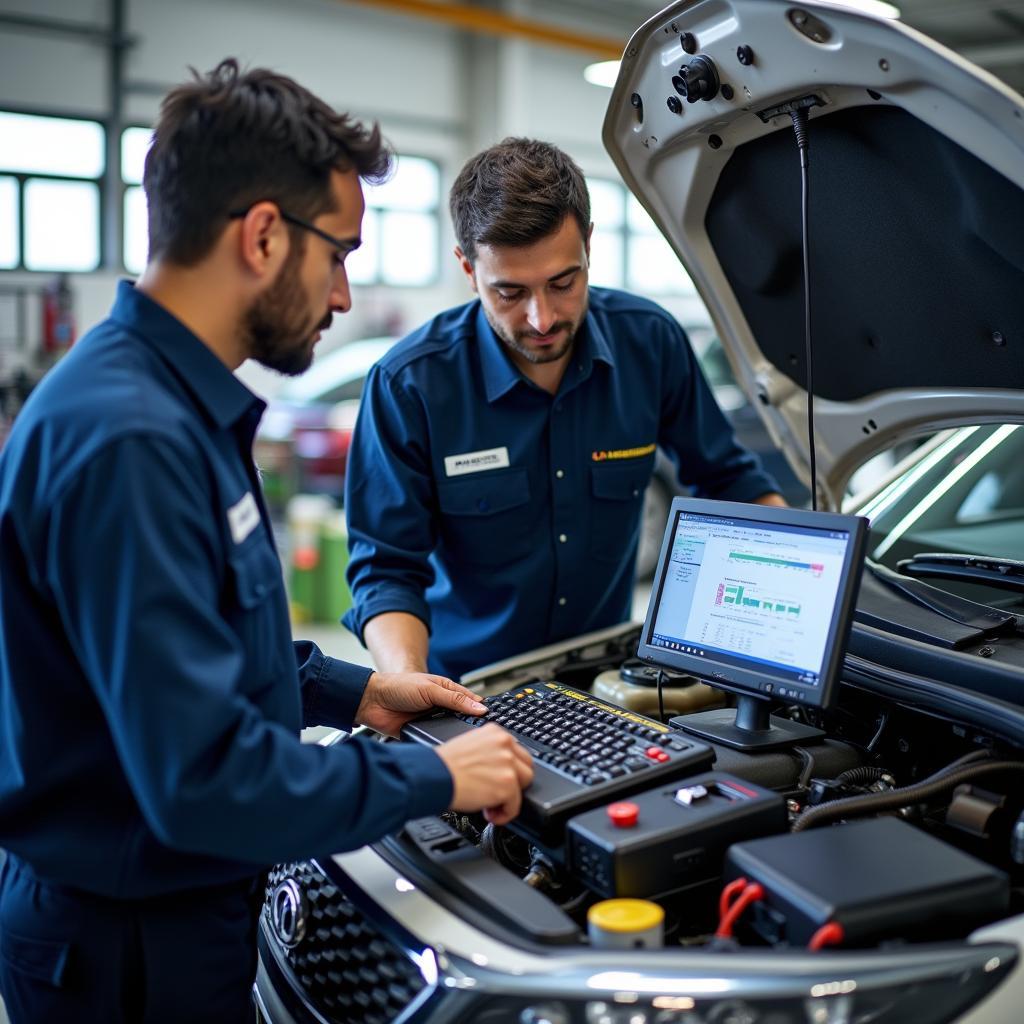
[476, 294, 617, 404]
[476, 303, 521, 403]
[109, 280, 264, 431]
[584, 305, 616, 371]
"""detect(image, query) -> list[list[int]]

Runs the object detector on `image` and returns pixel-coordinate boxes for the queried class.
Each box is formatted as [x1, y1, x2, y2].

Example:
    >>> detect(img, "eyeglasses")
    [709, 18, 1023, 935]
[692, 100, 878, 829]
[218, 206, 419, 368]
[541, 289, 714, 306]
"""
[228, 206, 360, 266]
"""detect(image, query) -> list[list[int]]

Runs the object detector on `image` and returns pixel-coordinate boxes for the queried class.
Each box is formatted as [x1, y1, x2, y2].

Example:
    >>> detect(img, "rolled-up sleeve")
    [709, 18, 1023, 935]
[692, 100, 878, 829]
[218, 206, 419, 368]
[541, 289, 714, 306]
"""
[657, 319, 780, 501]
[343, 364, 437, 641]
[47, 435, 452, 864]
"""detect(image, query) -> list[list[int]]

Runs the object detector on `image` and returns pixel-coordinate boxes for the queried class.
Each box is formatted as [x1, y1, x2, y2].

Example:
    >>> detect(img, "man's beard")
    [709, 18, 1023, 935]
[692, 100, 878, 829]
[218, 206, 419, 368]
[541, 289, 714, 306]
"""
[485, 310, 581, 366]
[244, 247, 330, 376]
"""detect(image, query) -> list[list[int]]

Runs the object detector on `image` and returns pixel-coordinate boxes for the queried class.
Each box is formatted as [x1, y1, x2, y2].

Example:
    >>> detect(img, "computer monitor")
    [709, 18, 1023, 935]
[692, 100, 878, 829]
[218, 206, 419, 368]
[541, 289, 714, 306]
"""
[638, 497, 868, 751]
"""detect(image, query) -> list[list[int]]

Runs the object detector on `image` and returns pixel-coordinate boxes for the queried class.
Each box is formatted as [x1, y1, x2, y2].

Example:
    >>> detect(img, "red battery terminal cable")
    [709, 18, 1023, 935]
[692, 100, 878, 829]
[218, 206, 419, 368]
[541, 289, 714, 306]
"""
[808, 921, 845, 950]
[716, 878, 765, 939]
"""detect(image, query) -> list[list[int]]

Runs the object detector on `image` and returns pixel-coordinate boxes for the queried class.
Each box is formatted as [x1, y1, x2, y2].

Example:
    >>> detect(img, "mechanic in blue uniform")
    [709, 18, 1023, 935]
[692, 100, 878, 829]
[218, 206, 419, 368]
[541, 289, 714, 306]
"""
[343, 138, 785, 682]
[0, 62, 532, 1024]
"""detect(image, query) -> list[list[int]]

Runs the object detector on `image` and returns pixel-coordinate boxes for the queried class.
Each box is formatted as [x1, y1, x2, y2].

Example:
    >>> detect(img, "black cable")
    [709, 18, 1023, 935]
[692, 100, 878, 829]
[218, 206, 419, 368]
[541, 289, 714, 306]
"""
[866, 710, 888, 752]
[790, 107, 816, 511]
[834, 765, 888, 787]
[793, 756, 1017, 832]
[792, 746, 816, 789]
[932, 748, 995, 775]
[656, 669, 667, 724]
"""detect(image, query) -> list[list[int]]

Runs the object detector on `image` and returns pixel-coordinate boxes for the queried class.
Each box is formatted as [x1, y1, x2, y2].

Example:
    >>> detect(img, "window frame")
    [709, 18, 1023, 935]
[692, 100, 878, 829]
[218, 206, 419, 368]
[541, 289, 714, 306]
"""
[586, 175, 695, 298]
[119, 136, 443, 285]
[0, 104, 108, 274]
[121, 123, 153, 275]
[348, 154, 443, 289]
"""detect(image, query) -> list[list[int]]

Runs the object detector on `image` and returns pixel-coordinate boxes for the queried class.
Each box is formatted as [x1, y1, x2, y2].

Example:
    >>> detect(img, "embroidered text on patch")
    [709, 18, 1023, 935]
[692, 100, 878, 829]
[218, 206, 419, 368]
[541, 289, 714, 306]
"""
[444, 446, 510, 477]
[591, 443, 657, 462]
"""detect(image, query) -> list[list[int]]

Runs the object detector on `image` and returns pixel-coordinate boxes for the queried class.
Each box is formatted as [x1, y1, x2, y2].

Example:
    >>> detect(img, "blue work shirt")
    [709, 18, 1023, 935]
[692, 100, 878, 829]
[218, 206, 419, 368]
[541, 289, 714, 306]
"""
[344, 287, 779, 680]
[0, 281, 451, 900]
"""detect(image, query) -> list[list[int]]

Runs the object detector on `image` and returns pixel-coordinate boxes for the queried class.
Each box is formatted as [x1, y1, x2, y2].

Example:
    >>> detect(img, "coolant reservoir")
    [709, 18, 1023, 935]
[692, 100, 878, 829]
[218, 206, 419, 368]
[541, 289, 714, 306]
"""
[588, 898, 664, 949]
[592, 658, 722, 718]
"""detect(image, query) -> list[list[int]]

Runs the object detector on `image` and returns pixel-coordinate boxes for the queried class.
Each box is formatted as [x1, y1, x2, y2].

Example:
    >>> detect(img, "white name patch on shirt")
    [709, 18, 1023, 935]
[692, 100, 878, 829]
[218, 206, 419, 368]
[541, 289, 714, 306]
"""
[227, 492, 261, 545]
[444, 446, 510, 477]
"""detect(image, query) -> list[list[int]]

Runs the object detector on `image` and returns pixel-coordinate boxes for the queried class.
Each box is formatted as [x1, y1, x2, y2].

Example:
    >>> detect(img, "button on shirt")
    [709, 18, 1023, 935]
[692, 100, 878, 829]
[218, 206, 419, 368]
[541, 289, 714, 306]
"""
[344, 287, 778, 680]
[0, 282, 451, 899]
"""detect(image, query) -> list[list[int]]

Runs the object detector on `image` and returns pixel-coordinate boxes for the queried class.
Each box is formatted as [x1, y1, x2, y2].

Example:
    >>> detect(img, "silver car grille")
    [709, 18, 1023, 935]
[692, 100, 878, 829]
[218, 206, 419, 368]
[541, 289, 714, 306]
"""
[263, 860, 426, 1024]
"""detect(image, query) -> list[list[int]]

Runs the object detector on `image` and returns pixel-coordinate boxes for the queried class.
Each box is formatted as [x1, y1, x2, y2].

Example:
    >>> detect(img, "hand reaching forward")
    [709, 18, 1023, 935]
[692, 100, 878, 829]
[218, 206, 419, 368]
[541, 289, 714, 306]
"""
[435, 724, 534, 826]
[354, 670, 486, 738]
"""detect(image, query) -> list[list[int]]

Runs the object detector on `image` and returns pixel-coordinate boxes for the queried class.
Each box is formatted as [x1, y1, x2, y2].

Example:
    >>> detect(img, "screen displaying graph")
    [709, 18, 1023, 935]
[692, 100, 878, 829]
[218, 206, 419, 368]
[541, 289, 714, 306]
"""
[651, 513, 850, 682]
[718, 583, 801, 618]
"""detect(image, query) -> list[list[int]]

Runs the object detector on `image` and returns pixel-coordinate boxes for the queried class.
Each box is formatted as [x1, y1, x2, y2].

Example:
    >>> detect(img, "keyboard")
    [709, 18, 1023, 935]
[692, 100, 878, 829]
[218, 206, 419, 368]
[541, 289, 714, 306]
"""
[402, 681, 715, 850]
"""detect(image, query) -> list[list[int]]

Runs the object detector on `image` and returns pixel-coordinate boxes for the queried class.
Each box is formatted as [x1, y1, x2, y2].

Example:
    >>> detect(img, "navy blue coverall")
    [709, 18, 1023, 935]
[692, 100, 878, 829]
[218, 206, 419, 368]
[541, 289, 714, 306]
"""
[0, 282, 452, 1022]
[344, 287, 779, 679]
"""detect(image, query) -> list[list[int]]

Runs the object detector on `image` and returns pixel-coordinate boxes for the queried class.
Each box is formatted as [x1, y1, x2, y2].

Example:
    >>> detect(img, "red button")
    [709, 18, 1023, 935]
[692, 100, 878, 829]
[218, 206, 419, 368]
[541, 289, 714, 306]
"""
[607, 802, 639, 828]
[645, 747, 662, 760]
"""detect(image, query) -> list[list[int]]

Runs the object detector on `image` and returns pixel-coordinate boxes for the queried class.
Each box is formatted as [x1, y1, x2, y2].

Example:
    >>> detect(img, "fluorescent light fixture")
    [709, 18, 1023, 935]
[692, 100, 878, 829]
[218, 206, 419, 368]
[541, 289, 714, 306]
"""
[584, 59, 620, 88]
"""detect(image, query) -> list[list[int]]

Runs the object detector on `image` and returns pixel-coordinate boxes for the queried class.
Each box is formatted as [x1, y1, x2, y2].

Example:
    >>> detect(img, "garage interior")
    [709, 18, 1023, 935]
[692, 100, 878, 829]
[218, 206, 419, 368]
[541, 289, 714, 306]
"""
[1, 0, 1021, 644]
[2, 2, 1024, 1022]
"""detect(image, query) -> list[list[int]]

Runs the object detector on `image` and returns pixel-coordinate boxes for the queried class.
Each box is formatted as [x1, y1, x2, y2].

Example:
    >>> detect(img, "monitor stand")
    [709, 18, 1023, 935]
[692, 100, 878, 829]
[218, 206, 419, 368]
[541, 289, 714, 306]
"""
[672, 693, 824, 752]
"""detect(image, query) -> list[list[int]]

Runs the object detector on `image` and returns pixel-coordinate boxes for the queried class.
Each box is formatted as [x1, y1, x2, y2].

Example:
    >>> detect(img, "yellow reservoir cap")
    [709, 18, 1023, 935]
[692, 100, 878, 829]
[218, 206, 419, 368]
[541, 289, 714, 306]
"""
[588, 899, 664, 934]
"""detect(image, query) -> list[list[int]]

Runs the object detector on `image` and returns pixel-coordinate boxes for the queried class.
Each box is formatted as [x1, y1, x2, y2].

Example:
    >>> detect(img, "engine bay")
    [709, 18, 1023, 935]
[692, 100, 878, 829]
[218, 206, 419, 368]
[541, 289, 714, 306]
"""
[380, 630, 1024, 955]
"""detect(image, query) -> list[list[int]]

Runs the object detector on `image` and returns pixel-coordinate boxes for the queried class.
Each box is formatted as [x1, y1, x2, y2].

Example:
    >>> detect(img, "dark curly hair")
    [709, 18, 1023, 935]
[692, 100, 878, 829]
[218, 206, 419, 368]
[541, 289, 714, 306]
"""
[144, 58, 392, 265]
[449, 137, 590, 263]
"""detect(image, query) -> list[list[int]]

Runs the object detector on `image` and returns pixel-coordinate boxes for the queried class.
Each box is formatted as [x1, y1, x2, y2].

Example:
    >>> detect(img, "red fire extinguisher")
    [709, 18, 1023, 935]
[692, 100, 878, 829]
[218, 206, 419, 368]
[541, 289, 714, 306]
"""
[42, 274, 76, 355]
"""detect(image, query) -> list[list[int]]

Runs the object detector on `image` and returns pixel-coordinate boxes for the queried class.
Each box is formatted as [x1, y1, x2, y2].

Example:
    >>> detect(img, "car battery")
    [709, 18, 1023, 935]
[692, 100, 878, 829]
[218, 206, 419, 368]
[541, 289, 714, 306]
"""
[724, 816, 1010, 947]
[567, 772, 787, 899]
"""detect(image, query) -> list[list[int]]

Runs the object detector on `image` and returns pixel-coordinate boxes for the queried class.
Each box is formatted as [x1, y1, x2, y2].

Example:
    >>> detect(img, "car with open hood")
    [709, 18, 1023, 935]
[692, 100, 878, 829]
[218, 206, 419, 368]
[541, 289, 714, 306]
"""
[254, 3, 1024, 1022]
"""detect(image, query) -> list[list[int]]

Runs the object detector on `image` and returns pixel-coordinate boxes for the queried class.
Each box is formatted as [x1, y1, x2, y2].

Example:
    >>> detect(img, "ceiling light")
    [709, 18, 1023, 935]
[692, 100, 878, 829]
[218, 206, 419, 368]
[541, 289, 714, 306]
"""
[583, 60, 619, 88]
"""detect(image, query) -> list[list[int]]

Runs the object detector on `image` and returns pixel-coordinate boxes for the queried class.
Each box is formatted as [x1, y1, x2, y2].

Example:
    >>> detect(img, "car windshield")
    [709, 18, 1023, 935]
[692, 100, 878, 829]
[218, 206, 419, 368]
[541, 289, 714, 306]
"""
[861, 423, 1024, 606]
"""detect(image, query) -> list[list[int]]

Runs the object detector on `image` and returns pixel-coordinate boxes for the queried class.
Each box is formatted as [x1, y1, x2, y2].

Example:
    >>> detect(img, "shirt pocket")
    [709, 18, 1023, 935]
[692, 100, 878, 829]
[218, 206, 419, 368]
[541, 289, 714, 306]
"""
[588, 459, 653, 562]
[0, 928, 70, 987]
[225, 540, 288, 685]
[436, 468, 532, 567]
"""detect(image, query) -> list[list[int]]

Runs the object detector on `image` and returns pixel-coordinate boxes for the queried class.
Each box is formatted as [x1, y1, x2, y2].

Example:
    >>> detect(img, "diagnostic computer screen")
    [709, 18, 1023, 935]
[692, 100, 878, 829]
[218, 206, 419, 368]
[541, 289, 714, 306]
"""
[647, 509, 853, 691]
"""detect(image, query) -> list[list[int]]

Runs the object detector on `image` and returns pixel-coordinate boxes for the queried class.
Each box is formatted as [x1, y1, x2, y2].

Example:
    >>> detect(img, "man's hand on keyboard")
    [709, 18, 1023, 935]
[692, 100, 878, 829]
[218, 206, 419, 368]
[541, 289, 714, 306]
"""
[436, 724, 535, 826]
[354, 671, 487, 737]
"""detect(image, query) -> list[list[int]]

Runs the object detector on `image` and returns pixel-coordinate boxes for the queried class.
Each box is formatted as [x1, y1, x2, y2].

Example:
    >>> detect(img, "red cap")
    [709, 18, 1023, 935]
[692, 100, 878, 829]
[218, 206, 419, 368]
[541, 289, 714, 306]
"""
[607, 802, 639, 828]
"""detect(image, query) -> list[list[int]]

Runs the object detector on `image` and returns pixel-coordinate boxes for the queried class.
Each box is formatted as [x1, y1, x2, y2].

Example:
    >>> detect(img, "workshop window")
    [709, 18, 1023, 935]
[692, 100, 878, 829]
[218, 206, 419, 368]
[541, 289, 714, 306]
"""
[586, 176, 697, 298]
[625, 193, 696, 296]
[121, 126, 151, 275]
[24, 180, 100, 272]
[121, 138, 441, 285]
[0, 111, 105, 272]
[587, 177, 626, 289]
[0, 177, 17, 270]
[346, 155, 440, 287]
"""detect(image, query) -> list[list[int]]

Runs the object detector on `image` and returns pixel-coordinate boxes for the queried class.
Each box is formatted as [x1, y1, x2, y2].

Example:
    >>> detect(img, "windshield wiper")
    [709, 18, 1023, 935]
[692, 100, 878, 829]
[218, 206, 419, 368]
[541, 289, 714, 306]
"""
[866, 559, 1019, 636]
[897, 552, 1024, 595]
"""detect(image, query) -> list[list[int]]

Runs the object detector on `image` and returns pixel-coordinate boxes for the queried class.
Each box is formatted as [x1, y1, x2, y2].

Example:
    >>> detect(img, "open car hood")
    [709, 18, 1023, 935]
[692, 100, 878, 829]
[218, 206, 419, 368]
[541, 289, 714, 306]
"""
[603, 0, 1024, 506]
